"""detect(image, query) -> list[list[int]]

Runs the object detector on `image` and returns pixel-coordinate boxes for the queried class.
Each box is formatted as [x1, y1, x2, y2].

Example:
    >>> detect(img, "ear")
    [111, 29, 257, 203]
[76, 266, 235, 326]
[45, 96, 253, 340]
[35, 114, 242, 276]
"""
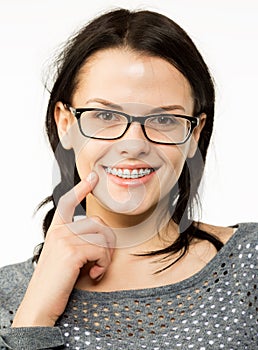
[54, 101, 74, 150]
[187, 113, 207, 158]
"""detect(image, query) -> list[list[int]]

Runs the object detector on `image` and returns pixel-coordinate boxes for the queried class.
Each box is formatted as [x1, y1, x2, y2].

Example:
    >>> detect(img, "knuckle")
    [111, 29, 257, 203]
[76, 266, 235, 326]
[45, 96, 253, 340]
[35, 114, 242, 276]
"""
[89, 242, 106, 255]
[105, 250, 112, 264]
[63, 244, 77, 259]
[58, 193, 70, 207]
[45, 226, 73, 249]
[47, 224, 67, 238]
[98, 245, 108, 255]
[58, 193, 67, 204]
[90, 216, 105, 225]
[55, 237, 78, 260]
[95, 234, 109, 248]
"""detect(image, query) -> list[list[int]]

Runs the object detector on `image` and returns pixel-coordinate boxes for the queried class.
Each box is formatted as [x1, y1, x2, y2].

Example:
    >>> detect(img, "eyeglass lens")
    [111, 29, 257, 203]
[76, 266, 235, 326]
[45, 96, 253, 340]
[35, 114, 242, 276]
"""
[79, 110, 191, 143]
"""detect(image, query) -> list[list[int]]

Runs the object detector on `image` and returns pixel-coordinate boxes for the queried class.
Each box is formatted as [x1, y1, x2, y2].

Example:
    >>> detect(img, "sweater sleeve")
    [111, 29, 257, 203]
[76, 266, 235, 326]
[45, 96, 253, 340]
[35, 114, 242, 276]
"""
[0, 260, 64, 349]
[0, 326, 64, 350]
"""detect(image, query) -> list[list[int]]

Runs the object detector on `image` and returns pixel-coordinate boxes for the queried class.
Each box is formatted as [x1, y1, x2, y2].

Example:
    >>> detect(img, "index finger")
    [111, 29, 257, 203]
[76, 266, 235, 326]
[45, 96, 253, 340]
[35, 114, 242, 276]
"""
[52, 171, 98, 225]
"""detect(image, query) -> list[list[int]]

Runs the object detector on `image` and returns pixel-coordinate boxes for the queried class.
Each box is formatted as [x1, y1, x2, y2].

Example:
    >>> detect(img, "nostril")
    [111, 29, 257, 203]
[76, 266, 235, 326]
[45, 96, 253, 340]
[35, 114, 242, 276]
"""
[115, 138, 151, 157]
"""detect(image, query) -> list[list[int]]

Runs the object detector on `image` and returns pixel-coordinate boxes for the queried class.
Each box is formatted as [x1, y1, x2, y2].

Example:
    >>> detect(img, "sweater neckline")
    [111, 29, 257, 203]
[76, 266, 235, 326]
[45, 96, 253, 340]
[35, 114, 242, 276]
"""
[71, 222, 245, 299]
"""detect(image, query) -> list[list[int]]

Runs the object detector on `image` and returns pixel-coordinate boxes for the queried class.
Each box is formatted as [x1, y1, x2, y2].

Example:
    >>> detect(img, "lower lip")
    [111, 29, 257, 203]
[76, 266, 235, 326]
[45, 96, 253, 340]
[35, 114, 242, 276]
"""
[104, 170, 156, 187]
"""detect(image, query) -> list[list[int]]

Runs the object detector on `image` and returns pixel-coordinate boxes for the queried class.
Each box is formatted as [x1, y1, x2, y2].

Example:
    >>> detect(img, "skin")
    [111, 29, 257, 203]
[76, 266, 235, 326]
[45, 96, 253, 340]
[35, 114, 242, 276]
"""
[56, 48, 206, 232]
[12, 48, 234, 328]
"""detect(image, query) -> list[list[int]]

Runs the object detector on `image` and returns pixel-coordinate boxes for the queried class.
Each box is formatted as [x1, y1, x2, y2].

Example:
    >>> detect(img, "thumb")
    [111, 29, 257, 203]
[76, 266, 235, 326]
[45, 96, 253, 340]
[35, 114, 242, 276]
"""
[84, 171, 98, 191]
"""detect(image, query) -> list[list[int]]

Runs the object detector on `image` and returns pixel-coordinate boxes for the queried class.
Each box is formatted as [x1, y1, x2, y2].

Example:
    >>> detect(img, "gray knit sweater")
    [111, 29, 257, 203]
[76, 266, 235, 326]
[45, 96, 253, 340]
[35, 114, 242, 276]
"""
[0, 222, 257, 350]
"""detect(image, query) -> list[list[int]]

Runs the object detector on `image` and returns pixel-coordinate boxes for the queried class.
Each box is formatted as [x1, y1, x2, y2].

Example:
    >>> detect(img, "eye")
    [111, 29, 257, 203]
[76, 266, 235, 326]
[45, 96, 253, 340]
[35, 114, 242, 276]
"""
[95, 111, 118, 121]
[148, 115, 179, 126]
[157, 116, 174, 124]
[82, 110, 126, 127]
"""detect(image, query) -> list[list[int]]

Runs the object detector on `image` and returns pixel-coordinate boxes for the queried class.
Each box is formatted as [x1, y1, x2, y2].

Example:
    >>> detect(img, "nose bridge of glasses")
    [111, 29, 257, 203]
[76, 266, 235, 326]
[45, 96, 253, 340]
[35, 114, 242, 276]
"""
[120, 114, 148, 141]
[129, 115, 148, 125]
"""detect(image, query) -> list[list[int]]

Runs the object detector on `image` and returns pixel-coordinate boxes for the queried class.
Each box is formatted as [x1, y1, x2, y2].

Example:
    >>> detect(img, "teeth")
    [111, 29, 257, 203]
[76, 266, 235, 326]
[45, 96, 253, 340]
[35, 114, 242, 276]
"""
[122, 169, 130, 178]
[131, 169, 138, 178]
[117, 169, 123, 177]
[105, 167, 155, 179]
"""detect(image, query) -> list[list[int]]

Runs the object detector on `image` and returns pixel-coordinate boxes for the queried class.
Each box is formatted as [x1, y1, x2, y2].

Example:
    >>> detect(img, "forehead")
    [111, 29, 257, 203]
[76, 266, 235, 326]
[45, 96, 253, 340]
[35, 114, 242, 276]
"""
[72, 48, 194, 113]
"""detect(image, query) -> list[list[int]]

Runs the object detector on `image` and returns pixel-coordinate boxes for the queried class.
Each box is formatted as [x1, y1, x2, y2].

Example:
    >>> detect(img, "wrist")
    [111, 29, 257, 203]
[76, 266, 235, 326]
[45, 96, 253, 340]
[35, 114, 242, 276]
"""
[12, 307, 56, 328]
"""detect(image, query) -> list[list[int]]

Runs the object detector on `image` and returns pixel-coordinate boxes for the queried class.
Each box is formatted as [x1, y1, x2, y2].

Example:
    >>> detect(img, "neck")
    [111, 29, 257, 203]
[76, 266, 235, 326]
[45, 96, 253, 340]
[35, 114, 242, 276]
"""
[86, 193, 178, 250]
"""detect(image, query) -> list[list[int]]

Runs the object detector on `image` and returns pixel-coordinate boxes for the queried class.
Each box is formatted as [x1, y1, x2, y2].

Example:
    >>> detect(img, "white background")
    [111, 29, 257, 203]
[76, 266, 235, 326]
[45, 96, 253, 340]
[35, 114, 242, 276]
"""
[0, 0, 258, 267]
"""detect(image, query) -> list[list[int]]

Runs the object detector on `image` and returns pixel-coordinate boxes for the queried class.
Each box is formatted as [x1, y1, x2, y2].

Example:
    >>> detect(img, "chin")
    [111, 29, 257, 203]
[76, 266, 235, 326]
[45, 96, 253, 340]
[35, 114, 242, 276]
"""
[94, 191, 151, 215]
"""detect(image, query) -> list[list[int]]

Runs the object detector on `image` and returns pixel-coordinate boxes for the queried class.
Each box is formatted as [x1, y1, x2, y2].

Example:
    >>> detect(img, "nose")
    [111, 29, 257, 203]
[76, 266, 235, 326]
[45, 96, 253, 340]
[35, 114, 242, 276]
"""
[114, 122, 151, 158]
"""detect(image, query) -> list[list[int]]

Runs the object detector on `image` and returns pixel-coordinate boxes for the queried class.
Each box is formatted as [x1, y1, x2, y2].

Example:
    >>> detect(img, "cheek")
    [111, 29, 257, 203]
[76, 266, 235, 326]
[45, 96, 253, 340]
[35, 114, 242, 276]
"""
[73, 140, 97, 179]
[154, 145, 189, 201]
[73, 137, 110, 179]
[75, 150, 91, 179]
[162, 144, 189, 176]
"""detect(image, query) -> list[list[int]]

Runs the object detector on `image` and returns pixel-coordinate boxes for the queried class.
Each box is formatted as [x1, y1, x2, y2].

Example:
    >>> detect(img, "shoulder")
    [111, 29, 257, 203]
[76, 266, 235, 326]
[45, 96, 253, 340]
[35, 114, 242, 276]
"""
[197, 221, 258, 245]
[231, 222, 258, 260]
[192, 222, 258, 265]
[0, 258, 34, 300]
[0, 259, 34, 328]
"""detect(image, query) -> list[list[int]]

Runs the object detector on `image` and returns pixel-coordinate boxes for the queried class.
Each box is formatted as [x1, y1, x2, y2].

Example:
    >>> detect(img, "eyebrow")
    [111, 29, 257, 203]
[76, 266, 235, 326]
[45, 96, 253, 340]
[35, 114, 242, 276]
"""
[85, 98, 186, 113]
[85, 98, 123, 110]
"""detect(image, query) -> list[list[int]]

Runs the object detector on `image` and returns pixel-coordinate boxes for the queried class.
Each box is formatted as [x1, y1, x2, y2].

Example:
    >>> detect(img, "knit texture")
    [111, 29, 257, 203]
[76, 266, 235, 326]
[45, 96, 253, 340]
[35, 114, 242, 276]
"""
[0, 222, 257, 349]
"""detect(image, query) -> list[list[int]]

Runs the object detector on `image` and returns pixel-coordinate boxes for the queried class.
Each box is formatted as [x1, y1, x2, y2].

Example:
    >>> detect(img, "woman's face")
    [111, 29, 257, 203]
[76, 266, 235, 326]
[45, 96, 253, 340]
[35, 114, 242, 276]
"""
[55, 48, 205, 221]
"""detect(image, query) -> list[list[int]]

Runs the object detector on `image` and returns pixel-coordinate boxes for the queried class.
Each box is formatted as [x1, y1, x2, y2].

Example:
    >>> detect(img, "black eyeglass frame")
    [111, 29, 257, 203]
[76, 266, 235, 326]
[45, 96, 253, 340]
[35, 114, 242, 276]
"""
[64, 104, 200, 145]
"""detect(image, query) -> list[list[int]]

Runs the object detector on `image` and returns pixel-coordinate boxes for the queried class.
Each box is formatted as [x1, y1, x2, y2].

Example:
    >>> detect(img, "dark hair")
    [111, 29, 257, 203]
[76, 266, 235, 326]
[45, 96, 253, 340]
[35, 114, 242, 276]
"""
[34, 8, 223, 268]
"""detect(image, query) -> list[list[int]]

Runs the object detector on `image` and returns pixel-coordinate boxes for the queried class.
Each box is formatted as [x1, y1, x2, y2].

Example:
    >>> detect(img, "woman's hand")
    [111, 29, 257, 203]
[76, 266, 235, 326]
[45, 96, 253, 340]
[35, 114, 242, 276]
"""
[12, 172, 115, 327]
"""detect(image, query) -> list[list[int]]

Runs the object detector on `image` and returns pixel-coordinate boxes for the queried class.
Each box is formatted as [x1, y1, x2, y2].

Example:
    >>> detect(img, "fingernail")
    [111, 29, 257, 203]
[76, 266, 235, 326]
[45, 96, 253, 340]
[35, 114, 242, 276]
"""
[95, 273, 104, 282]
[86, 171, 97, 183]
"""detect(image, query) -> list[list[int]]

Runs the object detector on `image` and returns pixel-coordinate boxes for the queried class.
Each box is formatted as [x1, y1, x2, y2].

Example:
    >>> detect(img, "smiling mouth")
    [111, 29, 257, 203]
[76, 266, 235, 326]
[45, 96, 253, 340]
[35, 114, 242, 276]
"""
[103, 166, 156, 179]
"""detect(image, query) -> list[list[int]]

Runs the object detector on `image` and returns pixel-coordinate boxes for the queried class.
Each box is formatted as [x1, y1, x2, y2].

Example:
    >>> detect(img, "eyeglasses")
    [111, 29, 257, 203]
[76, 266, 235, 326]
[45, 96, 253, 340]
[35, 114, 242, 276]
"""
[65, 104, 200, 145]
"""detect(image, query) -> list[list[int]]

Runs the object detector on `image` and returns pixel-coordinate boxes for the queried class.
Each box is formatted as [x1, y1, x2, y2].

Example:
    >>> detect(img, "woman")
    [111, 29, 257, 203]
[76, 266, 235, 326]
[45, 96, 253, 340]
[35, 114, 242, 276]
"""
[0, 8, 257, 350]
